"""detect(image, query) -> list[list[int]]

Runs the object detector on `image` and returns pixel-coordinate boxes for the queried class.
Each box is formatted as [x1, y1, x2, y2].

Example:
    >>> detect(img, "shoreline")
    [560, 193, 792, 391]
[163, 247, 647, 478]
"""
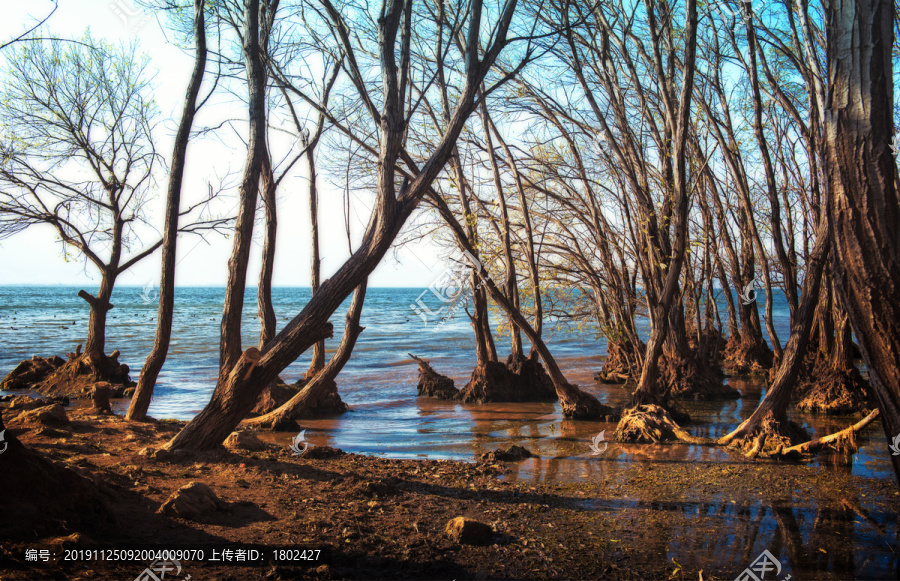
[2, 405, 897, 580]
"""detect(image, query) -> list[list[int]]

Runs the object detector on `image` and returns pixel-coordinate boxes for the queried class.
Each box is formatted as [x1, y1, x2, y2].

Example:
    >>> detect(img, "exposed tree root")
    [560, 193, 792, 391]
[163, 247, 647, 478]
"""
[771, 410, 880, 461]
[721, 336, 774, 375]
[35, 349, 134, 397]
[719, 412, 809, 458]
[660, 353, 739, 401]
[410, 354, 459, 400]
[594, 340, 644, 384]
[796, 366, 871, 415]
[613, 404, 709, 444]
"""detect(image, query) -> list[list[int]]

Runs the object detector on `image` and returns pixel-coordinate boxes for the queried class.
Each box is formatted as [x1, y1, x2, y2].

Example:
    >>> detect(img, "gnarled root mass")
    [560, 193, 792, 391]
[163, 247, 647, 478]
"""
[722, 337, 774, 375]
[459, 353, 557, 403]
[248, 378, 348, 422]
[0, 355, 65, 390]
[594, 339, 644, 385]
[410, 354, 459, 400]
[35, 349, 134, 397]
[661, 354, 739, 401]
[721, 412, 809, 458]
[613, 404, 708, 444]
[796, 366, 871, 415]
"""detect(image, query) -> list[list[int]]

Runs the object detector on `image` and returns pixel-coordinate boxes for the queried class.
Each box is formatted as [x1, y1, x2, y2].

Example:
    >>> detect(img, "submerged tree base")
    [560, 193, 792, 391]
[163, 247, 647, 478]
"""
[458, 353, 557, 403]
[722, 336, 774, 375]
[661, 353, 739, 401]
[796, 366, 871, 415]
[411, 354, 459, 400]
[594, 339, 644, 384]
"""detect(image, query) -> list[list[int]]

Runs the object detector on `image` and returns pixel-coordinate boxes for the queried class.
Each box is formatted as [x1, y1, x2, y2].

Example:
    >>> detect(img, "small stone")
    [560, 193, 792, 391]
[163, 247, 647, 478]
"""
[223, 431, 268, 452]
[158, 481, 222, 520]
[444, 516, 493, 545]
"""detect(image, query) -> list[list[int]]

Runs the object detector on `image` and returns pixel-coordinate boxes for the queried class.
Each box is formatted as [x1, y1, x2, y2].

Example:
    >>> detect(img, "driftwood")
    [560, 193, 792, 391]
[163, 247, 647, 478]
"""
[772, 409, 880, 460]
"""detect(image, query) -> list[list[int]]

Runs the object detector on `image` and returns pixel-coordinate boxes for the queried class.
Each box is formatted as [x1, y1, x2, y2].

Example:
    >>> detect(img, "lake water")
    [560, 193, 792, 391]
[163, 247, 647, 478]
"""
[1, 285, 897, 579]
[0, 285, 890, 479]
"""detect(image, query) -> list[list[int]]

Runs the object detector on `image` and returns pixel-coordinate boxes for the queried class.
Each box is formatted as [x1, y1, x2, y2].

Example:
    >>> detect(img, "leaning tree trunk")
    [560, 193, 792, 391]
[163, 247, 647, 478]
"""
[160, 0, 519, 452]
[824, 0, 900, 487]
[719, 218, 830, 454]
[243, 281, 366, 429]
[128, 0, 206, 420]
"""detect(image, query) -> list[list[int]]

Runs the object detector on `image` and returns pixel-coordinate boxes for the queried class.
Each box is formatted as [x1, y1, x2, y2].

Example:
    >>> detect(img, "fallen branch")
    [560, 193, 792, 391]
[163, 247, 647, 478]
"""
[772, 409, 879, 459]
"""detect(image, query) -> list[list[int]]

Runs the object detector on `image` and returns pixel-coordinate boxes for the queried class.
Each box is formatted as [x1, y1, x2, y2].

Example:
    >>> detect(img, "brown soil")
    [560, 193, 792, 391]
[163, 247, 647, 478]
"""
[796, 366, 872, 415]
[722, 336, 774, 375]
[0, 356, 65, 390]
[1, 401, 893, 581]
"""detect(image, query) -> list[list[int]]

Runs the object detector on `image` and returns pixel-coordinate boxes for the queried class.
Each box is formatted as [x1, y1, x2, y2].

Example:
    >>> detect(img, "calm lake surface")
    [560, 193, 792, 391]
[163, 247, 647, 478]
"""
[1, 285, 897, 578]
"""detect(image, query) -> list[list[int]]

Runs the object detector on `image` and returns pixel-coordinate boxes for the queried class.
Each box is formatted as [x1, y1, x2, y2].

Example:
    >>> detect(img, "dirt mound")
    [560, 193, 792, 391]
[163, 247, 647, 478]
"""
[479, 445, 536, 462]
[1, 356, 65, 390]
[35, 349, 134, 397]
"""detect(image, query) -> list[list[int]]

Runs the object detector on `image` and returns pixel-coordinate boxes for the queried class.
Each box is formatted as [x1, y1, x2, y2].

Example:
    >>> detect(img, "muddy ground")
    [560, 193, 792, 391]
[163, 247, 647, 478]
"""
[1, 403, 898, 580]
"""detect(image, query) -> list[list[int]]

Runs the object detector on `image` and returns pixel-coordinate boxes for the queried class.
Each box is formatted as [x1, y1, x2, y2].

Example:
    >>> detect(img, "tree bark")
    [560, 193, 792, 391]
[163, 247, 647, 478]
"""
[219, 0, 268, 380]
[257, 151, 278, 348]
[824, 0, 900, 487]
[306, 143, 325, 375]
[128, 1, 207, 421]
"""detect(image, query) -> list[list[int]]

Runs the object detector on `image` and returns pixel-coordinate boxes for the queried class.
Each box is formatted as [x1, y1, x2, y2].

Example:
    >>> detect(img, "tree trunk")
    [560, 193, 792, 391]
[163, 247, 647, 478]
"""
[80, 275, 115, 360]
[127, 0, 207, 422]
[824, 0, 900, 487]
[243, 281, 366, 429]
[218, 0, 267, 380]
[257, 151, 278, 348]
[306, 143, 325, 376]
